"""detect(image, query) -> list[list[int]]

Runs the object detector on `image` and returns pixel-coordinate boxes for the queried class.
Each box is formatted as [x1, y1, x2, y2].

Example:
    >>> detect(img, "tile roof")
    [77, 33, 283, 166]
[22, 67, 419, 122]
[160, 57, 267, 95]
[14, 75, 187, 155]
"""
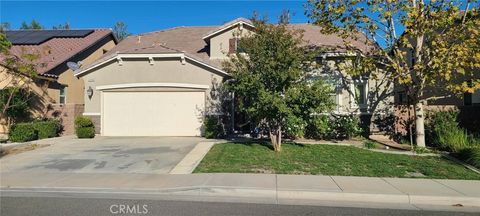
[83, 19, 378, 74]
[3, 29, 115, 75]
[202, 17, 254, 40]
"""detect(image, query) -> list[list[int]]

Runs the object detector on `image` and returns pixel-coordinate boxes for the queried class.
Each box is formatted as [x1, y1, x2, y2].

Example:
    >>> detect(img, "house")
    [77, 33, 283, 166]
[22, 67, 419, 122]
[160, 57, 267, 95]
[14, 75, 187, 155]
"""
[0, 29, 117, 136]
[75, 18, 382, 137]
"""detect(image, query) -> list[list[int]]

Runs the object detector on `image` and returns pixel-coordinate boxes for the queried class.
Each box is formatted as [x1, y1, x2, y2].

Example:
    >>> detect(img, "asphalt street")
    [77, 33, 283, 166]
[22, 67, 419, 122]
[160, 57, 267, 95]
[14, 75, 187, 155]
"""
[1, 196, 478, 216]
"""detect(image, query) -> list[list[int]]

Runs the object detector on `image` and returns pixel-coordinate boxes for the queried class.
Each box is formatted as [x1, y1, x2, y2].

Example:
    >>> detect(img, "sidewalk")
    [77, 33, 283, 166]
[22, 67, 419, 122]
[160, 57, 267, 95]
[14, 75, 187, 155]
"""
[1, 172, 479, 209]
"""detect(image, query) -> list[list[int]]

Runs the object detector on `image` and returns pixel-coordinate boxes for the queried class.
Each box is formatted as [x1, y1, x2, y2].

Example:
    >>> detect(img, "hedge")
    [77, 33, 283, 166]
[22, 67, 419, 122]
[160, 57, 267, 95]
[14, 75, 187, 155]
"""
[33, 120, 61, 139]
[9, 123, 38, 142]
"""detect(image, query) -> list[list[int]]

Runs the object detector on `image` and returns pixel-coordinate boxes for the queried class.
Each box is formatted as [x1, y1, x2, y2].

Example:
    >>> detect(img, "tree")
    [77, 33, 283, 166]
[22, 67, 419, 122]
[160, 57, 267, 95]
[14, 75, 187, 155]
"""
[112, 21, 131, 41]
[53, 22, 70, 30]
[223, 21, 334, 152]
[306, 0, 480, 147]
[0, 33, 44, 126]
[279, 9, 292, 24]
[20, 19, 43, 30]
[0, 22, 10, 32]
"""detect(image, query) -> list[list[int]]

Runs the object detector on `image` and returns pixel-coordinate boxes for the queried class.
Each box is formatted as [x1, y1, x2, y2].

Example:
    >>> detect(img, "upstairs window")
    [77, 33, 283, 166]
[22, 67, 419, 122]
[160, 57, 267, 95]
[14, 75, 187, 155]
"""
[228, 38, 244, 54]
[59, 87, 66, 104]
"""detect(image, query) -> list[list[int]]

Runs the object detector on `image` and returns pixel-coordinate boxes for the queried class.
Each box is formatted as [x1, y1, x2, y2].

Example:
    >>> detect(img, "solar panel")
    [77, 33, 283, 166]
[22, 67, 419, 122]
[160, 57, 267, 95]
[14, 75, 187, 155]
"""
[5, 30, 94, 45]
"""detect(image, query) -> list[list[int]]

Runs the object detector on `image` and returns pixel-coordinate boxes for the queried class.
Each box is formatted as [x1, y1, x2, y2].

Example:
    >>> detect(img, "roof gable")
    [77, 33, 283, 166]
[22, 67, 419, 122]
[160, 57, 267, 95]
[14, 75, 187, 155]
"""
[202, 17, 254, 41]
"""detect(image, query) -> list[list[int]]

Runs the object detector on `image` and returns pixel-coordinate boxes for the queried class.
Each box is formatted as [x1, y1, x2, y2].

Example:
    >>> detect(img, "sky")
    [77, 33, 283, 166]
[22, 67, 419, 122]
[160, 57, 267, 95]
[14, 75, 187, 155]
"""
[0, 1, 310, 34]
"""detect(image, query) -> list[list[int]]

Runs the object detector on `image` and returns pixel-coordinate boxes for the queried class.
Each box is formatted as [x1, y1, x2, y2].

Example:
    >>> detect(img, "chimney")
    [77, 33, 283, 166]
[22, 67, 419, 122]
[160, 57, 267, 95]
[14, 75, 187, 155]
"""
[137, 35, 142, 43]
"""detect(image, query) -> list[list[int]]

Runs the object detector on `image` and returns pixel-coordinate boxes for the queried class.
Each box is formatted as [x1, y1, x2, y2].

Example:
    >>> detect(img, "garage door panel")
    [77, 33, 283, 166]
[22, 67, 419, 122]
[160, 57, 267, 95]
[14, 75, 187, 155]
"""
[102, 91, 205, 136]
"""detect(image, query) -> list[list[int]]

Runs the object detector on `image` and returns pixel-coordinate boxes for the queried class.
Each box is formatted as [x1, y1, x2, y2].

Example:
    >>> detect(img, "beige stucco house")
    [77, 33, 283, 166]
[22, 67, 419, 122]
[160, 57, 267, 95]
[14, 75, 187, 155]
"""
[76, 18, 384, 137]
[1, 29, 117, 136]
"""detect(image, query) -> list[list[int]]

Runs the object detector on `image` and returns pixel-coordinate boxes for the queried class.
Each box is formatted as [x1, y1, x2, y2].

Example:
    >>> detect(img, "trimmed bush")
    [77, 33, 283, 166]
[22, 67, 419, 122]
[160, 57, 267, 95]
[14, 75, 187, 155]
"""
[9, 123, 38, 142]
[75, 116, 94, 128]
[364, 140, 377, 149]
[33, 120, 61, 139]
[204, 116, 225, 139]
[76, 127, 95, 139]
[75, 116, 95, 139]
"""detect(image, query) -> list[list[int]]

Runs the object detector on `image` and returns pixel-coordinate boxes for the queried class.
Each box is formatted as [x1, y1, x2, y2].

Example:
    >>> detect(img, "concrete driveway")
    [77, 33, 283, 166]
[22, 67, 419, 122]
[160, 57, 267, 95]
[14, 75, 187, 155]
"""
[0, 136, 205, 174]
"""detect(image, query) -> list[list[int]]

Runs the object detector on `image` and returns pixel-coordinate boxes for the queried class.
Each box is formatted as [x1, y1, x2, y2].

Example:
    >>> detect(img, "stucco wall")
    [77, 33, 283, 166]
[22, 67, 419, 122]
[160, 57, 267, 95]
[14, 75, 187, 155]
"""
[80, 57, 225, 117]
[209, 26, 254, 59]
[0, 37, 116, 136]
[0, 66, 55, 134]
[56, 39, 117, 105]
[315, 58, 394, 116]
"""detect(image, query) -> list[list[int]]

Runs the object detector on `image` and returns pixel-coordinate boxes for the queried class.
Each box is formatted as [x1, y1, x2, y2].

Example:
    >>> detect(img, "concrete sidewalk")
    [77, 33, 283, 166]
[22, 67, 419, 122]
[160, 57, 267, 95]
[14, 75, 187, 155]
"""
[1, 172, 479, 210]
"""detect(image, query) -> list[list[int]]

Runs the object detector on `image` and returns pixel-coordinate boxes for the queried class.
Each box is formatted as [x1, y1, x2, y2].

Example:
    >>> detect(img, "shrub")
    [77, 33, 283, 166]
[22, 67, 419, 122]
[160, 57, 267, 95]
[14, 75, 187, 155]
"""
[74, 116, 95, 139]
[76, 127, 95, 139]
[437, 127, 470, 152]
[285, 115, 306, 139]
[32, 119, 61, 139]
[305, 115, 331, 139]
[75, 116, 94, 128]
[330, 115, 362, 139]
[9, 123, 38, 142]
[458, 147, 480, 169]
[364, 140, 377, 149]
[203, 116, 225, 139]
[414, 146, 429, 154]
[426, 111, 459, 148]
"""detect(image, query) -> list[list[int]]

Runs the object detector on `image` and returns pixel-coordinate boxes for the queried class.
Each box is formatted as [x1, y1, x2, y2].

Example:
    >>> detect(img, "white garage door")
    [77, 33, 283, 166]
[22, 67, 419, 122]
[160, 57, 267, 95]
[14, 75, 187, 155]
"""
[102, 91, 205, 136]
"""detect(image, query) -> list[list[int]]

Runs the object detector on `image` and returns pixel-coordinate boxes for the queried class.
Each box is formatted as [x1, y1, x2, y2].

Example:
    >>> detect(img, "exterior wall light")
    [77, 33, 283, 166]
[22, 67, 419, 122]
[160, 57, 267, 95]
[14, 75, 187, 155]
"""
[87, 86, 94, 99]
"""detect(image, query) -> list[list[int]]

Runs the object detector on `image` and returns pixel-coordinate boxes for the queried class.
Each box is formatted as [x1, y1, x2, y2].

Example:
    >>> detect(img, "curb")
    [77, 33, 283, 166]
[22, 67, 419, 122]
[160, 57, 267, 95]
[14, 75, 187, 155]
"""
[2, 186, 480, 208]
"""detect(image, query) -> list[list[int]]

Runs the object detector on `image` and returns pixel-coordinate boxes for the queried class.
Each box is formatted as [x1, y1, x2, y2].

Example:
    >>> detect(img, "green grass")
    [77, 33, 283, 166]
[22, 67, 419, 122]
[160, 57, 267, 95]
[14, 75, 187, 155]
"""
[194, 143, 480, 180]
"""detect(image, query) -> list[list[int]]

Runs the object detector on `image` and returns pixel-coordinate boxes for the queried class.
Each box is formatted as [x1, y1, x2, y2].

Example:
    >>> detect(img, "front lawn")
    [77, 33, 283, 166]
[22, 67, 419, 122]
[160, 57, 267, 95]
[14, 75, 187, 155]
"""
[194, 143, 480, 180]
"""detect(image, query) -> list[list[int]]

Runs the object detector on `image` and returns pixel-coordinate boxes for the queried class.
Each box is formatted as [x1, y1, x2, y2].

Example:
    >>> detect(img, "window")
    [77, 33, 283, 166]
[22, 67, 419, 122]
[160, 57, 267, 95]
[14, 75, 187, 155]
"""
[351, 80, 367, 108]
[355, 83, 366, 105]
[59, 87, 66, 104]
[229, 38, 244, 54]
[398, 92, 409, 104]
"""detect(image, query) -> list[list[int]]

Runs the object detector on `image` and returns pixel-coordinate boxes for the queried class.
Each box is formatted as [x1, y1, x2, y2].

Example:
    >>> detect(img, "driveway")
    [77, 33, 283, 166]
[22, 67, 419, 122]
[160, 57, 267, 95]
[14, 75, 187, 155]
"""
[0, 136, 205, 174]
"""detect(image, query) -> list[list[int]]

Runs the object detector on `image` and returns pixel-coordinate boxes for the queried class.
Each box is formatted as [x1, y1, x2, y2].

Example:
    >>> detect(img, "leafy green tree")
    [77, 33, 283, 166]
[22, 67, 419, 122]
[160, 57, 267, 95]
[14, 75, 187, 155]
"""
[20, 19, 43, 30]
[306, 0, 480, 147]
[112, 21, 131, 41]
[0, 33, 44, 126]
[223, 21, 334, 152]
[53, 22, 70, 30]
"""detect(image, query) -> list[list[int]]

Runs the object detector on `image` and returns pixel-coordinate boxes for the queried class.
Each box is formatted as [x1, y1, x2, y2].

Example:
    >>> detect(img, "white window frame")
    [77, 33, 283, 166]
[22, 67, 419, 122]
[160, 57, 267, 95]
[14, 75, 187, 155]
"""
[350, 80, 368, 108]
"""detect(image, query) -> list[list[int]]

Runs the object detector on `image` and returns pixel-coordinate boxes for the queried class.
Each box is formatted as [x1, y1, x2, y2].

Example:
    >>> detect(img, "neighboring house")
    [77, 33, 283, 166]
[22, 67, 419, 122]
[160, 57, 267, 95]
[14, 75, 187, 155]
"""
[393, 23, 480, 135]
[0, 29, 117, 136]
[76, 18, 382, 137]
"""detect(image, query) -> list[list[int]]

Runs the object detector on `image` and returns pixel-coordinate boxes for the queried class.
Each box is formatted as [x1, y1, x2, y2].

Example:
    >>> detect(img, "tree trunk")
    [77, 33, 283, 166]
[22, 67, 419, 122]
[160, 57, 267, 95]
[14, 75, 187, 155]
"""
[414, 101, 426, 147]
[269, 126, 282, 152]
